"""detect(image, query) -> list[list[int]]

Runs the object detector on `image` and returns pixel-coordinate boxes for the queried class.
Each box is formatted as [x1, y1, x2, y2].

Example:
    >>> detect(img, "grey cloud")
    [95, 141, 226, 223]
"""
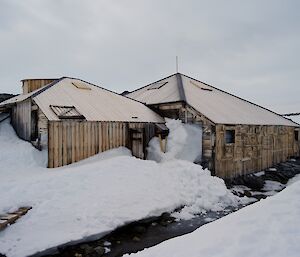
[0, 0, 299, 113]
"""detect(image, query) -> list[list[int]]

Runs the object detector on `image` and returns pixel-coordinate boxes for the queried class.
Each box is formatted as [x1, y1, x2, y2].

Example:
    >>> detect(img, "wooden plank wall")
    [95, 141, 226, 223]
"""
[215, 124, 300, 179]
[11, 99, 32, 141]
[48, 121, 157, 168]
[22, 79, 55, 94]
[48, 121, 128, 168]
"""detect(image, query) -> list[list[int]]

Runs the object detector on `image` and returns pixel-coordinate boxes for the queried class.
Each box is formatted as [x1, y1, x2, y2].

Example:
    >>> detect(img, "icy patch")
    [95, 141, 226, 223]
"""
[254, 171, 265, 177]
[268, 167, 277, 172]
[147, 119, 202, 163]
[263, 180, 285, 192]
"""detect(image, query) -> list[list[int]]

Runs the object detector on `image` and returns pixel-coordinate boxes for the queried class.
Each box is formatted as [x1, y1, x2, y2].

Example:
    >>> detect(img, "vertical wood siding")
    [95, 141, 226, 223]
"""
[11, 100, 32, 141]
[22, 79, 56, 94]
[48, 121, 156, 168]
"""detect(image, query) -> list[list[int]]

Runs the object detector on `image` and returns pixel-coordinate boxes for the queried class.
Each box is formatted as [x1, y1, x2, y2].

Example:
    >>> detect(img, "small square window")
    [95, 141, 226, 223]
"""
[295, 131, 299, 141]
[225, 130, 235, 144]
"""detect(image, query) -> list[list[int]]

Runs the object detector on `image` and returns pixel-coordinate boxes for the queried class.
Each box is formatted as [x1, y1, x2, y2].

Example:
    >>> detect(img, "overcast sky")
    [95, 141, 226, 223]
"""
[0, 0, 299, 113]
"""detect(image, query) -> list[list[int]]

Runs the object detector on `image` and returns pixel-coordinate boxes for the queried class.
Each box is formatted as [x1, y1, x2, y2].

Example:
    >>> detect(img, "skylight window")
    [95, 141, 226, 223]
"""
[201, 87, 213, 91]
[72, 81, 91, 90]
[50, 105, 85, 119]
[190, 80, 213, 91]
[147, 82, 168, 90]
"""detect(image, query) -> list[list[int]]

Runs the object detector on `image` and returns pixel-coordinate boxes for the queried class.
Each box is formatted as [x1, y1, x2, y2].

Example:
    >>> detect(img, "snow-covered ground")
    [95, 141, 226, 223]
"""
[0, 120, 243, 257]
[127, 177, 300, 257]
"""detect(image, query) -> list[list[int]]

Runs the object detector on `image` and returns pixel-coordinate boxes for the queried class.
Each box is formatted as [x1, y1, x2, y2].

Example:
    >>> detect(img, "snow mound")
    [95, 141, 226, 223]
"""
[147, 119, 202, 163]
[127, 179, 300, 257]
[0, 120, 241, 257]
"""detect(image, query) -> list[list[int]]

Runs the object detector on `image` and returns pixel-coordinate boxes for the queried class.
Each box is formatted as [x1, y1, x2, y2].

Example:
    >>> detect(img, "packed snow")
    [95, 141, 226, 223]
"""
[127, 179, 300, 257]
[0, 120, 242, 257]
[147, 119, 202, 163]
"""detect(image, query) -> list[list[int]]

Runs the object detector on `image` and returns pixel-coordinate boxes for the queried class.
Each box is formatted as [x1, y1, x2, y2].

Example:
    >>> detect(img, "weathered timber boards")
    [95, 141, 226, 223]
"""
[48, 121, 156, 168]
[0, 207, 32, 231]
[215, 124, 300, 179]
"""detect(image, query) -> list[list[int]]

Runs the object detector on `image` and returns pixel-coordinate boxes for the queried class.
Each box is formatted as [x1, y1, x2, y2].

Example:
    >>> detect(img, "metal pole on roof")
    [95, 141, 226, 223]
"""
[176, 56, 179, 73]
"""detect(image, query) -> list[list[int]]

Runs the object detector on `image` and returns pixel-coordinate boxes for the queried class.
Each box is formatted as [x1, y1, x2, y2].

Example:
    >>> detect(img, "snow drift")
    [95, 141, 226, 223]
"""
[147, 119, 202, 163]
[0, 120, 240, 257]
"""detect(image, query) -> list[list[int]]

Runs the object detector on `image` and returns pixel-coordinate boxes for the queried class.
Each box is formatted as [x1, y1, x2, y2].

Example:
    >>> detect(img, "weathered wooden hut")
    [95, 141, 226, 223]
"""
[0, 77, 164, 168]
[126, 73, 300, 179]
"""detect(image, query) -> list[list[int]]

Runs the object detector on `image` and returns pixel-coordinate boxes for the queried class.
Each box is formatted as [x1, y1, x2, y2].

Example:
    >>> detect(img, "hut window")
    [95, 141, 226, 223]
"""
[50, 105, 85, 119]
[147, 82, 168, 90]
[190, 80, 213, 91]
[295, 131, 299, 141]
[225, 130, 235, 144]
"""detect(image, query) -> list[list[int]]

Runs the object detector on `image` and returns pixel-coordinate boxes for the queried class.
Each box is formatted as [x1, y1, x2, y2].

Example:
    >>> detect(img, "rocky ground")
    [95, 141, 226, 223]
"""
[28, 158, 300, 257]
[0, 94, 15, 103]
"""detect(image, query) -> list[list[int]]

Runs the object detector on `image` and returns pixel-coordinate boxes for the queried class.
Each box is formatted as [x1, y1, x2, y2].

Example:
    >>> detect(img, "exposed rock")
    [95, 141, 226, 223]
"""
[243, 190, 252, 197]
[0, 93, 16, 103]
[94, 246, 105, 256]
[264, 171, 288, 184]
[242, 175, 265, 191]
[132, 236, 141, 242]
[80, 244, 94, 255]
[252, 194, 267, 200]
[132, 225, 147, 234]
[160, 212, 171, 220]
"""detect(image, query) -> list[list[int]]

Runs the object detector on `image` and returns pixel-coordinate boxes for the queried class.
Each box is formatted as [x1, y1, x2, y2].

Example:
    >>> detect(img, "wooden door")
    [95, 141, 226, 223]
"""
[130, 128, 145, 159]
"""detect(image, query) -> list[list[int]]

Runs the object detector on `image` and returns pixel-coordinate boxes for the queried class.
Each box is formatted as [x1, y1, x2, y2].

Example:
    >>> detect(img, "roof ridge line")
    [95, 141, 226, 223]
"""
[64, 77, 154, 107]
[127, 73, 179, 94]
[176, 73, 186, 103]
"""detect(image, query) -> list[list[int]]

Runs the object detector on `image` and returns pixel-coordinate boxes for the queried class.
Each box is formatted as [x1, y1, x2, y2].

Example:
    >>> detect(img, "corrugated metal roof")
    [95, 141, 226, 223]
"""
[126, 73, 299, 127]
[0, 77, 164, 123]
[34, 78, 164, 123]
[126, 74, 180, 105]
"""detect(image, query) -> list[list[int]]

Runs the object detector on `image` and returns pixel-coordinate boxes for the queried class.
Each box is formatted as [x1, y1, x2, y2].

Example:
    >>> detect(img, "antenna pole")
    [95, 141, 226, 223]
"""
[176, 56, 179, 73]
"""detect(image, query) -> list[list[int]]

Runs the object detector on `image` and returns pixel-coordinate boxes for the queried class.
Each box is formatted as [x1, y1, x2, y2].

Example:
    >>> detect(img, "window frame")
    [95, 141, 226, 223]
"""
[225, 129, 235, 144]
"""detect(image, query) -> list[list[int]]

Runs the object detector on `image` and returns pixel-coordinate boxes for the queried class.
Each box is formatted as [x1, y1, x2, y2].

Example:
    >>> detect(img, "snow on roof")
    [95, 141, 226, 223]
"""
[127, 73, 298, 127]
[3, 77, 163, 123]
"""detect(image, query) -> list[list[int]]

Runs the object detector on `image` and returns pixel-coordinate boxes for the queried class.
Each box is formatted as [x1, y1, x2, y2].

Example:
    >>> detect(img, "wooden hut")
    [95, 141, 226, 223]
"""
[0, 77, 164, 168]
[126, 73, 300, 179]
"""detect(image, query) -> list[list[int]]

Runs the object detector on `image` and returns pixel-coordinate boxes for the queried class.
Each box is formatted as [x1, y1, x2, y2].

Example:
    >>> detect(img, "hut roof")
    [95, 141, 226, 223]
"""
[126, 73, 299, 126]
[0, 77, 164, 123]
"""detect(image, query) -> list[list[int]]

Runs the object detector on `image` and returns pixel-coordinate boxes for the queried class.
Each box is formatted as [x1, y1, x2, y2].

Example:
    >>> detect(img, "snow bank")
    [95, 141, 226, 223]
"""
[147, 119, 202, 163]
[0, 120, 240, 257]
[127, 180, 300, 257]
